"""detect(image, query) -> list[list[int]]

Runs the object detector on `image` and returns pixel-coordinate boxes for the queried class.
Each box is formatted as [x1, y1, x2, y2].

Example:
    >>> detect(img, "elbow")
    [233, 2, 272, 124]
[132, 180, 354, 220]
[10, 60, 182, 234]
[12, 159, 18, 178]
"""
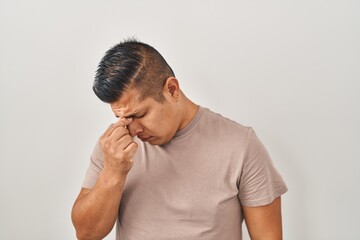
[75, 228, 108, 240]
[75, 232, 96, 240]
[71, 206, 113, 239]
[72, 217, 107, 240]
[75, 230, 91, 240]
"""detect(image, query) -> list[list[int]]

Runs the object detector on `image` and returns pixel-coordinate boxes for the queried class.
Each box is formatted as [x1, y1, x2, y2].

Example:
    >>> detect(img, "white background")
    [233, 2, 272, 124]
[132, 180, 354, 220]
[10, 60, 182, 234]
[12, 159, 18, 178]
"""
[1, 0, 359, 239]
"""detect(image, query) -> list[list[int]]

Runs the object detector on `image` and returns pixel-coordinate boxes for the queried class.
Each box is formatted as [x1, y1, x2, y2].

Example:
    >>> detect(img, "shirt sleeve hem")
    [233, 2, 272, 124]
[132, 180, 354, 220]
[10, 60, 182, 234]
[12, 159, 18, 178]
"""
[240, 185, 288, 207]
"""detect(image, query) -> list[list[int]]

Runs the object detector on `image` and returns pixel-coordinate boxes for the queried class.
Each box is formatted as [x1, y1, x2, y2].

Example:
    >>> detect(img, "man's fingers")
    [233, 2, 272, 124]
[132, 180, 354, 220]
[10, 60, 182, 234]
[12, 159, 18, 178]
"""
[115, 134, 133, 150]
[123, 142, 138, 158]
[109, 126, 129, 142]
[103, 117, 132, 137]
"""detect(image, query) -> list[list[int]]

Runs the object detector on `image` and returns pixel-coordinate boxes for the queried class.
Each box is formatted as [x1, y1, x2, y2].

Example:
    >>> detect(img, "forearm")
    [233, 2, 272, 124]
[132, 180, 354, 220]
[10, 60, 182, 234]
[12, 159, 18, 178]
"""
[72, 168, 127, 240]
[243, 197, 283, 240]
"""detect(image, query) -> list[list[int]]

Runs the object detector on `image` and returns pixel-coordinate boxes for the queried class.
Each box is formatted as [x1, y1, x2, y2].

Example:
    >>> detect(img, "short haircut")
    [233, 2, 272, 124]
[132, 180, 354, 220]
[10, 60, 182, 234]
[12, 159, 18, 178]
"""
[93, 38, 175, 103]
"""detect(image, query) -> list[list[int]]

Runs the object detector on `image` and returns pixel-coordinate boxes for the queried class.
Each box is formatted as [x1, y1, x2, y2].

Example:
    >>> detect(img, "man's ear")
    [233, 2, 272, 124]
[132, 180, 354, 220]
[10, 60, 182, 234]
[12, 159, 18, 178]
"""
[163, 77, 180, 101]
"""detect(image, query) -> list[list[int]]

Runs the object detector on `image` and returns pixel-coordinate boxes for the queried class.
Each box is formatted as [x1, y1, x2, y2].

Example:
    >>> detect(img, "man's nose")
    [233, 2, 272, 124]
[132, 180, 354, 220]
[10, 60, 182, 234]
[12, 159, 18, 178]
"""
[127, 120, 143, 137]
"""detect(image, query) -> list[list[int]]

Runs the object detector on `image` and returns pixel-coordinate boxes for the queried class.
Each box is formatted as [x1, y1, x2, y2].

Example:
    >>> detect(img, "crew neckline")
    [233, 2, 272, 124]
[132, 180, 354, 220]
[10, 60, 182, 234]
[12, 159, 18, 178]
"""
[173, 105, 205, 139]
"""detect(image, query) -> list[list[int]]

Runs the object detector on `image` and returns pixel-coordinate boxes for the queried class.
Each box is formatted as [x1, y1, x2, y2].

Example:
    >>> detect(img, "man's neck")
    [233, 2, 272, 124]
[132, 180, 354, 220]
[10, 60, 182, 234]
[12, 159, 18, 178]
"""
[178, 94, 199, 131]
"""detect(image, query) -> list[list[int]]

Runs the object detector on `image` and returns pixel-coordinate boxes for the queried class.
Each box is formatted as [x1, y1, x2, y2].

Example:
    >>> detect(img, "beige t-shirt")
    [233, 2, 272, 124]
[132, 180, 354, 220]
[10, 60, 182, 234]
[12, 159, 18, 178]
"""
[83, 106, 288, 240]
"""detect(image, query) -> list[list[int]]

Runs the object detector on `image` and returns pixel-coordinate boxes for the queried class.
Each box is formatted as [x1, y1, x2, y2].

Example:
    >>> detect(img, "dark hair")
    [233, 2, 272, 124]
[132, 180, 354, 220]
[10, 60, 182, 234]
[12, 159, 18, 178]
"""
[93, 38, 175, 103]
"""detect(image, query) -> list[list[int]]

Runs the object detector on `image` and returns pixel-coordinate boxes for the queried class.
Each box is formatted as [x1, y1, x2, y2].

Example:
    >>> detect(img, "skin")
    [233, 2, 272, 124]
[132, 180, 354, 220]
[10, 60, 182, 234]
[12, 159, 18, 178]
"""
[243, 197, 283, 240]
[110, 77, 198, 146]
[71, 77, 284, 239]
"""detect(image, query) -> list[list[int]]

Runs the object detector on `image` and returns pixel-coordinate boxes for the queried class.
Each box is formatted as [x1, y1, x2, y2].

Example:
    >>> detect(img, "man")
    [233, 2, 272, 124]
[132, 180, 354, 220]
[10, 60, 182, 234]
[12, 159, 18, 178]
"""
[71, 39, 288, 240]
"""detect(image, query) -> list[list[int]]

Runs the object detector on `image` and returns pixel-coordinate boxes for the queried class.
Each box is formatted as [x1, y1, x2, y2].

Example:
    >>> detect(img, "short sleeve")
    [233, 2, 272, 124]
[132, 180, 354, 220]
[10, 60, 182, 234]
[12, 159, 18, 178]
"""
[238, 128, 288, 206]
[82, 140, 104, 189]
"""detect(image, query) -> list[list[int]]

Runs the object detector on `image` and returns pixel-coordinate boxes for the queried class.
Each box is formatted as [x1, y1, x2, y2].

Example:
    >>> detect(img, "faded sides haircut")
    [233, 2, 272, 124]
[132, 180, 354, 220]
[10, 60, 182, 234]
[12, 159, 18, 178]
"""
[93, 38, 175, 103]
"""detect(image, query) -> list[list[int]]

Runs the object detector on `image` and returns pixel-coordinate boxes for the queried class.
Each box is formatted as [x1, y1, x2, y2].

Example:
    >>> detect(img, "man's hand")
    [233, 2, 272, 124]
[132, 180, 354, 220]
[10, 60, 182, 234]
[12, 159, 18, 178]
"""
[71, 118, 138, 240]
[100, 118, 138, 177]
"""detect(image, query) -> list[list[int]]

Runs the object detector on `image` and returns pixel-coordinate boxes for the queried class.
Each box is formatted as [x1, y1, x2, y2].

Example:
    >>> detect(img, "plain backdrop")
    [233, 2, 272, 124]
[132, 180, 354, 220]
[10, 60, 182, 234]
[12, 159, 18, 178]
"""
[1, 0, 359, 239]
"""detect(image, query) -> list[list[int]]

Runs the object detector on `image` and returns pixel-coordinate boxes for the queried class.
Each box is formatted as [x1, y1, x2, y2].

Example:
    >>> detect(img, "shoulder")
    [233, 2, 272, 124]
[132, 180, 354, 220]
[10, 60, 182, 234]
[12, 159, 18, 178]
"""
[200, 107, 251, 138]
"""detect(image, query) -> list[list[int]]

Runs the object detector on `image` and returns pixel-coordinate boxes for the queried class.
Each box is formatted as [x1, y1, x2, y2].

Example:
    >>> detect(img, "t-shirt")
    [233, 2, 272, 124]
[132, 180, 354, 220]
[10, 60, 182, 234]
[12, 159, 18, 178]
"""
[82, 106, 288, 240]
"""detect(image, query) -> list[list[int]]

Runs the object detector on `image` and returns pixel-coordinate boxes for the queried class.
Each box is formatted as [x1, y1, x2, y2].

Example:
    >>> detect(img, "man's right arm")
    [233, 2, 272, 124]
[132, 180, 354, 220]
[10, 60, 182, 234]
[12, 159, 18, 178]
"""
[71, 118, 137, 240]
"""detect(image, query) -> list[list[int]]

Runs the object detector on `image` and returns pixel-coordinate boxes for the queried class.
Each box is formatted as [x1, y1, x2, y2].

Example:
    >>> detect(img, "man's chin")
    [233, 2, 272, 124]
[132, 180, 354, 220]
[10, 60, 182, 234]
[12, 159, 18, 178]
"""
[148, 138, 164, 146]
[139, 136, 159, 145]
[147, 138, 168, 146]
[137, 136, 171, 146]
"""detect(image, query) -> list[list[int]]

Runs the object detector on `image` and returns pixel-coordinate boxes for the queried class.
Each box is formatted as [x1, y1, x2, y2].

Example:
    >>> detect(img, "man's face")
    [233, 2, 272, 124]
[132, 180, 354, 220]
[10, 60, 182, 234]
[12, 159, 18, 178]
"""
[110, 87, 180, 145]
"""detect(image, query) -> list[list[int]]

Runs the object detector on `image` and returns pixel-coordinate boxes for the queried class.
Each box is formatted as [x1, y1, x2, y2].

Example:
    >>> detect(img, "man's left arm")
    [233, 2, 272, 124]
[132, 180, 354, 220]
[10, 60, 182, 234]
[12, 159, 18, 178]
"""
[243, 196, 283, 240]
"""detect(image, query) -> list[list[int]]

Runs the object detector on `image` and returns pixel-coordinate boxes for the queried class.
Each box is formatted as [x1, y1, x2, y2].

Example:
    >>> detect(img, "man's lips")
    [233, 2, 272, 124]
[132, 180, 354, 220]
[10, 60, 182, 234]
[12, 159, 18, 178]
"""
[139, 136, 152, 141]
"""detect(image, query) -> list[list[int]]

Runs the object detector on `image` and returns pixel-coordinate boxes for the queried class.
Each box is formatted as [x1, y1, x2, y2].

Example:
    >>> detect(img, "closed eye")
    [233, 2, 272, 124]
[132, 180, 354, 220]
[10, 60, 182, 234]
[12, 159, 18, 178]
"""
[135, 113, 146, 119]
[115, 112, 146, 119]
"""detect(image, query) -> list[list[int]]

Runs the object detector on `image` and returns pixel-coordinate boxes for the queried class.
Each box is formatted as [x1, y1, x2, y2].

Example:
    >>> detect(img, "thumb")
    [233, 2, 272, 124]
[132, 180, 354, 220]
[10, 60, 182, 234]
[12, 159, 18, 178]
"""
[119, 117, 133, 127]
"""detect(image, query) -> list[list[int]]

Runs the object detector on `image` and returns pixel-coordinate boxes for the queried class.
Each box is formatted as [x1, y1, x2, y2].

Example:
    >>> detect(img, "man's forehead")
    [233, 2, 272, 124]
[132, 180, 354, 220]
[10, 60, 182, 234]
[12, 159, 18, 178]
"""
[110, 89, 144, 117]
[111, 102, 140, 118]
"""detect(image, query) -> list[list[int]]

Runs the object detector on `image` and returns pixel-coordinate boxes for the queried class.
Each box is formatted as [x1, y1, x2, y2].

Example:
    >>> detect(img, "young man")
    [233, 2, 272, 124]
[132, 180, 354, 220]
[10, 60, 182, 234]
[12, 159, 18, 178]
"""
[71, 39, 288, 240]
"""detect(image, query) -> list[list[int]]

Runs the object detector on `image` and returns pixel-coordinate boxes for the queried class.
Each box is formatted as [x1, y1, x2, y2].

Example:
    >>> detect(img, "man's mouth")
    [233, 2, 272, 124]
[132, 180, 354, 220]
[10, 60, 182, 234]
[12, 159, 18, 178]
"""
[139, 136, 153, 142]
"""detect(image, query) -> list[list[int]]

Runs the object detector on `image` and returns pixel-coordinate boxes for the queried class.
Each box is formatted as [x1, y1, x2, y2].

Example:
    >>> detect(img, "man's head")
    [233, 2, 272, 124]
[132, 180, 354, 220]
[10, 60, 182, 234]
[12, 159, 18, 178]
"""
[93, 39, 197, 145]
[93, 38, 175, 103]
